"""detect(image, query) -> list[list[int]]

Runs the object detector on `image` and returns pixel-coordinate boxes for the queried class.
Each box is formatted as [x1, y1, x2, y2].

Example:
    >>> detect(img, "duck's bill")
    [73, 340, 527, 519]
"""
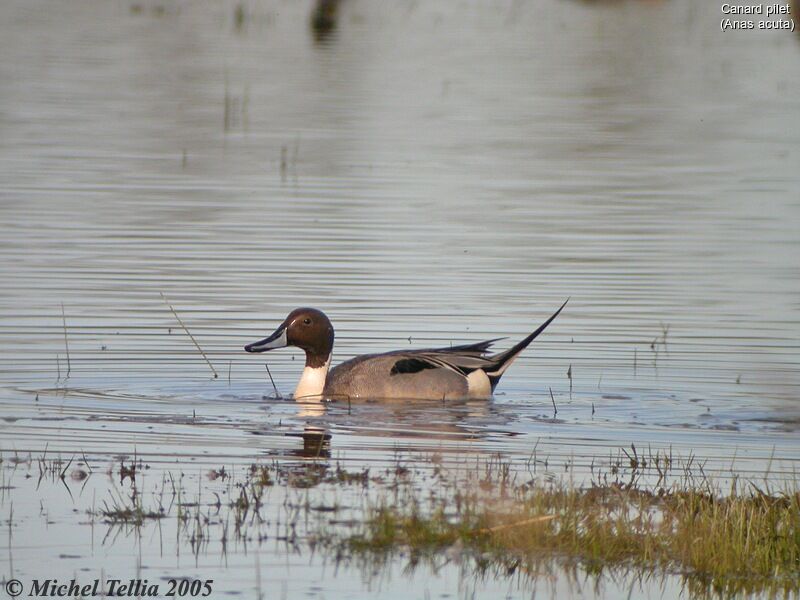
[244, 327, 287, 353]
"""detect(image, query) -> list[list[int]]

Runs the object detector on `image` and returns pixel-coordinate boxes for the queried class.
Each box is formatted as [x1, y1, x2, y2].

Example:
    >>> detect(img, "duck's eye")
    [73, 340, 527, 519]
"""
[303, 318, 312, 325]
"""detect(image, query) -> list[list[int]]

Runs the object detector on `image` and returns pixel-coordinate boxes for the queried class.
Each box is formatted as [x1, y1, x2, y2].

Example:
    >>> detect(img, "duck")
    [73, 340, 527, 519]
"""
[244, 299, 568, 401]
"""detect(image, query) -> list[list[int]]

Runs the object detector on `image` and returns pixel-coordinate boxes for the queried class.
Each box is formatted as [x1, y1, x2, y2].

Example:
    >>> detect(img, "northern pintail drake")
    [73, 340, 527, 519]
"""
[244, 300, 568, 401]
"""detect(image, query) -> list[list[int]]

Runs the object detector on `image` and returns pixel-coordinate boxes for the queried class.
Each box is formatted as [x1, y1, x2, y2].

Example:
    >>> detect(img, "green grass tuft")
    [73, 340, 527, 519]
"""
[331, 477, 800, 598]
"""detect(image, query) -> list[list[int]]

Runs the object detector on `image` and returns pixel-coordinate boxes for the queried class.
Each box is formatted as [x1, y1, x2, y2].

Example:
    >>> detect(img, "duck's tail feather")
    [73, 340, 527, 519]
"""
[484, 298, 569, 389]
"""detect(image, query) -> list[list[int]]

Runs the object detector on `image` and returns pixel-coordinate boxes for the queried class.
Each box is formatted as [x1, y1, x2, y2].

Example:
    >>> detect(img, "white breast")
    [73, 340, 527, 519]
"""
[293, 357, 330, 400]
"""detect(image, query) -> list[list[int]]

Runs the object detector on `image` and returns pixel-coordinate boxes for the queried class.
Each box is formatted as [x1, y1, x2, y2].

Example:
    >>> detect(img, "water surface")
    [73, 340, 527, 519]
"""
[1, 1, 799, 598]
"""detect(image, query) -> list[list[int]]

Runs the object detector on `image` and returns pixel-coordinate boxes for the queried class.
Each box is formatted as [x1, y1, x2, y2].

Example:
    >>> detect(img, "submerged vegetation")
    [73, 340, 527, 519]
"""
[3, 446, 799, 599]
[332, 478, 799, 598]
[318, 449, 799, 598]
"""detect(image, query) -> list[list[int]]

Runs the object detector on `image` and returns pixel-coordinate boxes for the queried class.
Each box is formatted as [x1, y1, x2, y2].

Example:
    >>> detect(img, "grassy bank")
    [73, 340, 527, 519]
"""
[325, 463, 800, 598]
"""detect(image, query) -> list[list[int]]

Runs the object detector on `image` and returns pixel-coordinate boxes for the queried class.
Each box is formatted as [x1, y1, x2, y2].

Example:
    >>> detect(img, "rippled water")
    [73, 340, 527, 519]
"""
[1, 0, 799, 598]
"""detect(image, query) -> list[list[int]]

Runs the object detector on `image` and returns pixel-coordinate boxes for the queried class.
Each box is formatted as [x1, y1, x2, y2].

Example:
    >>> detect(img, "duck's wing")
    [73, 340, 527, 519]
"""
[388, 339, 503, 377]
[388, 299, 569, 382]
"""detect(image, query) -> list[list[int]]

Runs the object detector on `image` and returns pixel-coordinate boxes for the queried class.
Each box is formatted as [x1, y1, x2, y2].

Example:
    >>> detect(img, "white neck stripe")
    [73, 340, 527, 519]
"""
[293, 355, 331, 400]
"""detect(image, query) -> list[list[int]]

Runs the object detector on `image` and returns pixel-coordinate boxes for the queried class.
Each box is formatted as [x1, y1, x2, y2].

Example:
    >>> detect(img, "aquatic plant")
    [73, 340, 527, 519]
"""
[330, 469, 800, 598]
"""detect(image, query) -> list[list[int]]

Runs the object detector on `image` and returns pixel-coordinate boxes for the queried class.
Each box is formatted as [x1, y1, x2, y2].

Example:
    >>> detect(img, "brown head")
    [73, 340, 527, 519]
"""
[244, 307, 334, 368]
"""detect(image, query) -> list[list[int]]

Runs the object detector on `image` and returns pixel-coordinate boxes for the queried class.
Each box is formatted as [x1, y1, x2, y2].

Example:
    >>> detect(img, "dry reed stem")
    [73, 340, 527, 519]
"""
[480, 514, 556, 534]
[264, 363, 280, 398]
[160, 292, 218, 378]
[61, 303, 71, 376]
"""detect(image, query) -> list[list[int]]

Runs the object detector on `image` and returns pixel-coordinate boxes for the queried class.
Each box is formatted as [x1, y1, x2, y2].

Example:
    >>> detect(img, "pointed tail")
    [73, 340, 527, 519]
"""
[484, 298, 569, 389]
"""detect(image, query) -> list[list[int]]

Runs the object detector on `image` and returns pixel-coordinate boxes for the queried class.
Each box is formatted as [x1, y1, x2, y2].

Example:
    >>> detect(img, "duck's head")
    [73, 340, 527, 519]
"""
[244, 307, 334, 367]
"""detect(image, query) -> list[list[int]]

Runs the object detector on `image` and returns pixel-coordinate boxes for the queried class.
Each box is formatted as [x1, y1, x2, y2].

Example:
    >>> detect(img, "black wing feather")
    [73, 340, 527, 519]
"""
[390, 358, 439, 375]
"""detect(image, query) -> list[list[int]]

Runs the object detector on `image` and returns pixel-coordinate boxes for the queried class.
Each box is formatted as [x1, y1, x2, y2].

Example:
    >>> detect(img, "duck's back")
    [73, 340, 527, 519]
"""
[324, 353, 470, 401]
